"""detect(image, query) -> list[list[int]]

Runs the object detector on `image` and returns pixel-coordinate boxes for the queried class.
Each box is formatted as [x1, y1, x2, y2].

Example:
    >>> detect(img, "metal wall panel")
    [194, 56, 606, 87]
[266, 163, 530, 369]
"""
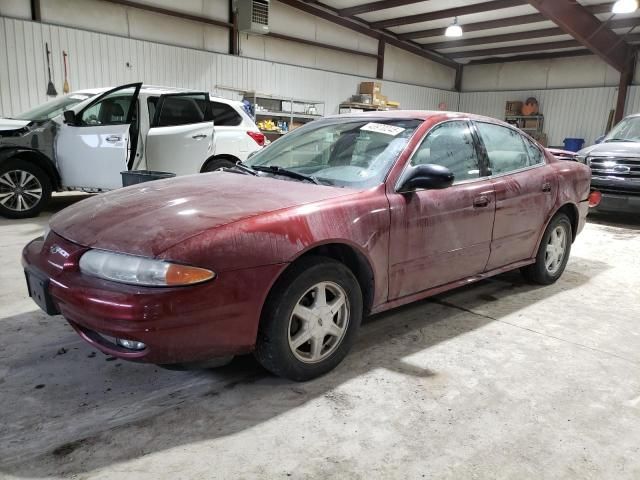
[460, 87, 618, 146]
[0, 17, 457, 118]
[624, 85, 640, 117]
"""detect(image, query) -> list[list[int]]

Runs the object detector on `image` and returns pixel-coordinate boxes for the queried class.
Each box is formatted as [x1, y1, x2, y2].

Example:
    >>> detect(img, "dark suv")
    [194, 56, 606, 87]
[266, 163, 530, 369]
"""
[577, 114, 640, 213]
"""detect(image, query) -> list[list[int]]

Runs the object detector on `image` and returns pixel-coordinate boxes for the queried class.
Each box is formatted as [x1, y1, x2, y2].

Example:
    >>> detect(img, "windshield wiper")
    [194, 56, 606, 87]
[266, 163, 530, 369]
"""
[605, 138, 633, 142]
[251, 165, 319, 184]
[224, 161, 258, 176]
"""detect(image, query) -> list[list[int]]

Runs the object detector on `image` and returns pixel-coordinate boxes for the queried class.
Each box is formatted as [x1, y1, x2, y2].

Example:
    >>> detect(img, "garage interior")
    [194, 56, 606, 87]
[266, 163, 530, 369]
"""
[1, 0, 639, 478]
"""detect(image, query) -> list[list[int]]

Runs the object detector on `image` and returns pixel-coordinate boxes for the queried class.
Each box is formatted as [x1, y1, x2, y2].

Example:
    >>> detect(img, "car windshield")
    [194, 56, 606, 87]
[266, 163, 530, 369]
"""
[13, 93, 95, 121]
[245, 117, 422, 188]
[605, 116, 640, 142]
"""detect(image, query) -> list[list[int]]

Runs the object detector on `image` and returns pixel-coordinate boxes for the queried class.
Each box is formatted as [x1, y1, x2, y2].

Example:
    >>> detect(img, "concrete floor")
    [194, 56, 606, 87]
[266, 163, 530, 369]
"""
[1, 194, 639, 480]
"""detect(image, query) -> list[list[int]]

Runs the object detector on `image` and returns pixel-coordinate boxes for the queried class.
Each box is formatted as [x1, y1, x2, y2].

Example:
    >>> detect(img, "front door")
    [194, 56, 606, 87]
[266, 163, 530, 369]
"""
[388, 120, 496, 300]
[56, 83, 141, 190]
[145, 93, 214, 176]
[473, 121, 557, 269]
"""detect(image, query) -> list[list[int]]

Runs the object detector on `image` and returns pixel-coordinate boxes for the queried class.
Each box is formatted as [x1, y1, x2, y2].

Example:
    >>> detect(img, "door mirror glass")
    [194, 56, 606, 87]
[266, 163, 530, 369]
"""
[398, 164, 454, 192]
[63, 110, 77, 125]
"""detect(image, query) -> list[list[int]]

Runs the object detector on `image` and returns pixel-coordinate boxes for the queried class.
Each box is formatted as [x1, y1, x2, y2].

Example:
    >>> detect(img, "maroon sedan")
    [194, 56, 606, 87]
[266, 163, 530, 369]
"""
[23, 111, 595, 381]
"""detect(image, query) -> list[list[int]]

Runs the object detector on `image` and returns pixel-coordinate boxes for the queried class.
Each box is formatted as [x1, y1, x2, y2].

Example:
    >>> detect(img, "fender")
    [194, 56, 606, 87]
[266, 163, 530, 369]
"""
[0, 146, 62, 190]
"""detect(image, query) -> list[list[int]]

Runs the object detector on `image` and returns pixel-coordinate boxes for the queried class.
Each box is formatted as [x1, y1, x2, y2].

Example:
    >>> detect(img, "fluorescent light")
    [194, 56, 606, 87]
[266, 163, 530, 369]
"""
[612, 0, 638, 13]
[445, 17, 463, 38]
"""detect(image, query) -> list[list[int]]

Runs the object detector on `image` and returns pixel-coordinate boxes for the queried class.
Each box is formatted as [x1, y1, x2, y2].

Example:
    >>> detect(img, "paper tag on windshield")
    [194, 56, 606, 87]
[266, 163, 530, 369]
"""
[360, 122, 405, 136]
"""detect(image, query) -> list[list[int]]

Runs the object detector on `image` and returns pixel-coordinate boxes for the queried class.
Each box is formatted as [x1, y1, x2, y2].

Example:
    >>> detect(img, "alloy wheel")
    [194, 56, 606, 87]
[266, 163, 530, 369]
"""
[0, 169, 43, 212]
[545, 225, 567, 275]
[287, 281, 350, 364]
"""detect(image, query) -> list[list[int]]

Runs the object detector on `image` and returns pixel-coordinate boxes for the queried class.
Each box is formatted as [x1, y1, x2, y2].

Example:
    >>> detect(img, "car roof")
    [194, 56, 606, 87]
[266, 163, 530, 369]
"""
[325, 109, 509, 125]
[71, 85, 240, 105]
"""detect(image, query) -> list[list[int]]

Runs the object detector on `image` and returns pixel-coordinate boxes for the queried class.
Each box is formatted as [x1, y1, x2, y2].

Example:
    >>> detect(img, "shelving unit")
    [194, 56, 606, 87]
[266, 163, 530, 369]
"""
[243, 91, 325, 140]
[338, 102, 392, 113]
[505, 114, 544, 136]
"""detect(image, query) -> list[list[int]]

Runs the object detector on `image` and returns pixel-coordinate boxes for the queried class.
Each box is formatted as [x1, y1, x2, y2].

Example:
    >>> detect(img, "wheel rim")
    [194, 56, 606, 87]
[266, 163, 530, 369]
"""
[287, 281, 350, 364]
[0, 170, 43, 212]
[545, 225, 567, 275]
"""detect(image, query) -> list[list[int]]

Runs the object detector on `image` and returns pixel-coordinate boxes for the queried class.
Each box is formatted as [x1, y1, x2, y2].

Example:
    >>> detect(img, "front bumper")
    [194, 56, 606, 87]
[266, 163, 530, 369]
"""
[22, 233, 286, 364]
[590, 176, 640, 213]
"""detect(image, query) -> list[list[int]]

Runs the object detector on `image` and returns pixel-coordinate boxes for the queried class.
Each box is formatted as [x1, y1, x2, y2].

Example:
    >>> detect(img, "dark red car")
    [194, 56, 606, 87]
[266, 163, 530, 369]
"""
[23, 111, 594, 381]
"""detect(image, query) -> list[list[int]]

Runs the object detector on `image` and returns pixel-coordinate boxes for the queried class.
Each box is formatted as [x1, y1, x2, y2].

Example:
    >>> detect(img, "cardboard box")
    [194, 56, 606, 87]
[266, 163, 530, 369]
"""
[351, 94, 372, 104]
[523, 118, 540, 129]
[360, 81, 382, 94]
[505, 100, 523, 116]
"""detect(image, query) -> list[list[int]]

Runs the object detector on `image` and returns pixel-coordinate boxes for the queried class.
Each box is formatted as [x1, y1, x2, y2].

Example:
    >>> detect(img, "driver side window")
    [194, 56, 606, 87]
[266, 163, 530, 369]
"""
[79, 91, 135, 126]
[411, 121, 481, 182]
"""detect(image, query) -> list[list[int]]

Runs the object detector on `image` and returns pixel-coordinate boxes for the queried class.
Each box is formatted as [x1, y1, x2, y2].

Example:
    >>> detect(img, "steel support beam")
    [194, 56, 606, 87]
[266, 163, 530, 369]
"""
[229, 0, 239, 55]
[267, 32, 379, 58]
[399, 3, 615, 41]
[526, 0, 632, 72]
[277, 0, 458, 69]
[615, 56, 636, 124]
[102, 0, 233, 28]
[339, 0, 427, 17]
[377, 39, 385, 79]
[454, 64, 463, 92]
[30, 0, 41, 21]
[371, 0, 521, 29]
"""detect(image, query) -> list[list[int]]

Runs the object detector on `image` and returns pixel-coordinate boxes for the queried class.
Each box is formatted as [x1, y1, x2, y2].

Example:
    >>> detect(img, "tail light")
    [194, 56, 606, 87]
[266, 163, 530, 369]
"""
[247, 131, 265, 147]
[588, 190, 602, 208]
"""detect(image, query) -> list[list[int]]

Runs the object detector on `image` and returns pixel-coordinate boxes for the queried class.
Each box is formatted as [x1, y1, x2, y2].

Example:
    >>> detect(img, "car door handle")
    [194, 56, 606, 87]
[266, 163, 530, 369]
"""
[192, 134, 208, 140]
[473, 195, 490, 208]
[542, 182, 552, 193]
[105, 135, 122, 143]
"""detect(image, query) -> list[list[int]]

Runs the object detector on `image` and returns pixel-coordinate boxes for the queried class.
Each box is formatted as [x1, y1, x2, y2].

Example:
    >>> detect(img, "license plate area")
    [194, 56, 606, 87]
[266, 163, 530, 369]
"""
[25, 269, 59, 315]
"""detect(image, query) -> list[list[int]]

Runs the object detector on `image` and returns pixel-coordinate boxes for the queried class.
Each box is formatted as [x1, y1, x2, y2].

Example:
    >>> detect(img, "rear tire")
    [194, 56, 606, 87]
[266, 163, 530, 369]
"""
[254, 256, 363, 382]
[202, 157, 237, 173]
[0, 159, 52, 219]
[521, 212, 572, 285]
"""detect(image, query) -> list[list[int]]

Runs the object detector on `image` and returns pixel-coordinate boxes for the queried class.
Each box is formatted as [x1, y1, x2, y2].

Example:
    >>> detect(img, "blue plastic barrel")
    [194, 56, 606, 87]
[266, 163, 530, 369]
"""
[563, 138, 585, 152]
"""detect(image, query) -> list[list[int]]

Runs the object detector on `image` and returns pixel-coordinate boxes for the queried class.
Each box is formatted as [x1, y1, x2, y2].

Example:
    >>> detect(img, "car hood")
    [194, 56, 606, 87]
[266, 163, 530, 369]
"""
[578, 142, 640, 158]
[0, 118, 30, 132]
[50, 172, 354, 257]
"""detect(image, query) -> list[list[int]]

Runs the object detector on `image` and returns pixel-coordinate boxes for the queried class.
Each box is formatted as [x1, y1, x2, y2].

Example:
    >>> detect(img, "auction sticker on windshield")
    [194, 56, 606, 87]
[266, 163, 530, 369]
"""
[360, 123, 406, 136]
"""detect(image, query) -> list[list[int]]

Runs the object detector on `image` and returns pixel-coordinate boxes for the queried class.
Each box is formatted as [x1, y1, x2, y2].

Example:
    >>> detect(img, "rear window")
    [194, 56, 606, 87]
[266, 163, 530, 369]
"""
[211, 101, 242, 126]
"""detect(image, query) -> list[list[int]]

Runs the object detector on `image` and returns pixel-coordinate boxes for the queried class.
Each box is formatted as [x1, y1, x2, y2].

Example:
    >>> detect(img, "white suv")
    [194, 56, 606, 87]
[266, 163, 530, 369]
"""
[0, 82, 264, 218]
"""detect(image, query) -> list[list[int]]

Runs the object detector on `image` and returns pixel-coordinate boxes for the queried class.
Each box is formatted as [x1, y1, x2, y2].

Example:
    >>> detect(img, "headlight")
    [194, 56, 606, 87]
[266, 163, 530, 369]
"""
[79, 250, 215, 287]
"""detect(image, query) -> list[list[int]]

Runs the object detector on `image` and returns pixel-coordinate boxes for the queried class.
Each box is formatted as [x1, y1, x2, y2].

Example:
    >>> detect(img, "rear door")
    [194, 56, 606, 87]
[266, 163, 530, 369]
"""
[56, 83, 141, 190]
[145, 93, 214, 175]
[474, 121, 557, 269]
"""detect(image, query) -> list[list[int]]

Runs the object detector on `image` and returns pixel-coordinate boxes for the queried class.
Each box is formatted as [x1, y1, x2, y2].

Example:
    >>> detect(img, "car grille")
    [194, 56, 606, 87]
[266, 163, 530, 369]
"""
[589, 157, 640, 178]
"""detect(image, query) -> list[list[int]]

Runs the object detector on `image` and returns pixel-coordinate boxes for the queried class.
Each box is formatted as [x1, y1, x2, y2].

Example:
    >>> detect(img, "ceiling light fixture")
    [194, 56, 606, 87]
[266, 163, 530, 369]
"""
[612, 0, 638, 14]
[445, 17, 463, 38]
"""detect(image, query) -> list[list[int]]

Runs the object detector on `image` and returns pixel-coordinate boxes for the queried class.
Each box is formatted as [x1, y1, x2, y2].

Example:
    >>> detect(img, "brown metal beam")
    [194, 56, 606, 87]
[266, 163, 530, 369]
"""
[614, 56, 635, 123]
[425, 17, 640, 51]
[267, 32, 380, 58]
[370, 0, 521, 29]
[400, 2, 616, 41]
[339, 0, 428, 17]
[525, 0, 631, 72]
[30, 0, 41, 21]
[276, 0, 458, 68]
[102, 0, 233, 28]
[229, 0, 239, 55]
[468, 49, 593, 64]
[449, 33, 640, 59]
[454, 64, 463, 92]
[377, 39, 385, 79]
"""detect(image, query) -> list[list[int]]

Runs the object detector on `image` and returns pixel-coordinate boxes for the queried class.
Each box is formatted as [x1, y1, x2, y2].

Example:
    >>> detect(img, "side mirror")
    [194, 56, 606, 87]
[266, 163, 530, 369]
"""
[63, 110, 77, 125]
[397, 164, 454, 192]
[595, 135, 605, 144]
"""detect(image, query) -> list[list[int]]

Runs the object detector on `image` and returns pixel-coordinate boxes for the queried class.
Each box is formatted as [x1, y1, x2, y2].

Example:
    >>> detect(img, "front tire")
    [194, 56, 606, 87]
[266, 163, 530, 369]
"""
[521, 212, 572, 285]
[0, 159, 52, 219]
[254, 256, 363, 382]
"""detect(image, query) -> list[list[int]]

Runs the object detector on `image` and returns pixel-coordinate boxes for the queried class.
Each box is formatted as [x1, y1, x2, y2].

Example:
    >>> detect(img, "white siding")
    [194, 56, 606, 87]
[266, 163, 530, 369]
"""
[0, 17, 457, 117]
[460, 87, 618, 146]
